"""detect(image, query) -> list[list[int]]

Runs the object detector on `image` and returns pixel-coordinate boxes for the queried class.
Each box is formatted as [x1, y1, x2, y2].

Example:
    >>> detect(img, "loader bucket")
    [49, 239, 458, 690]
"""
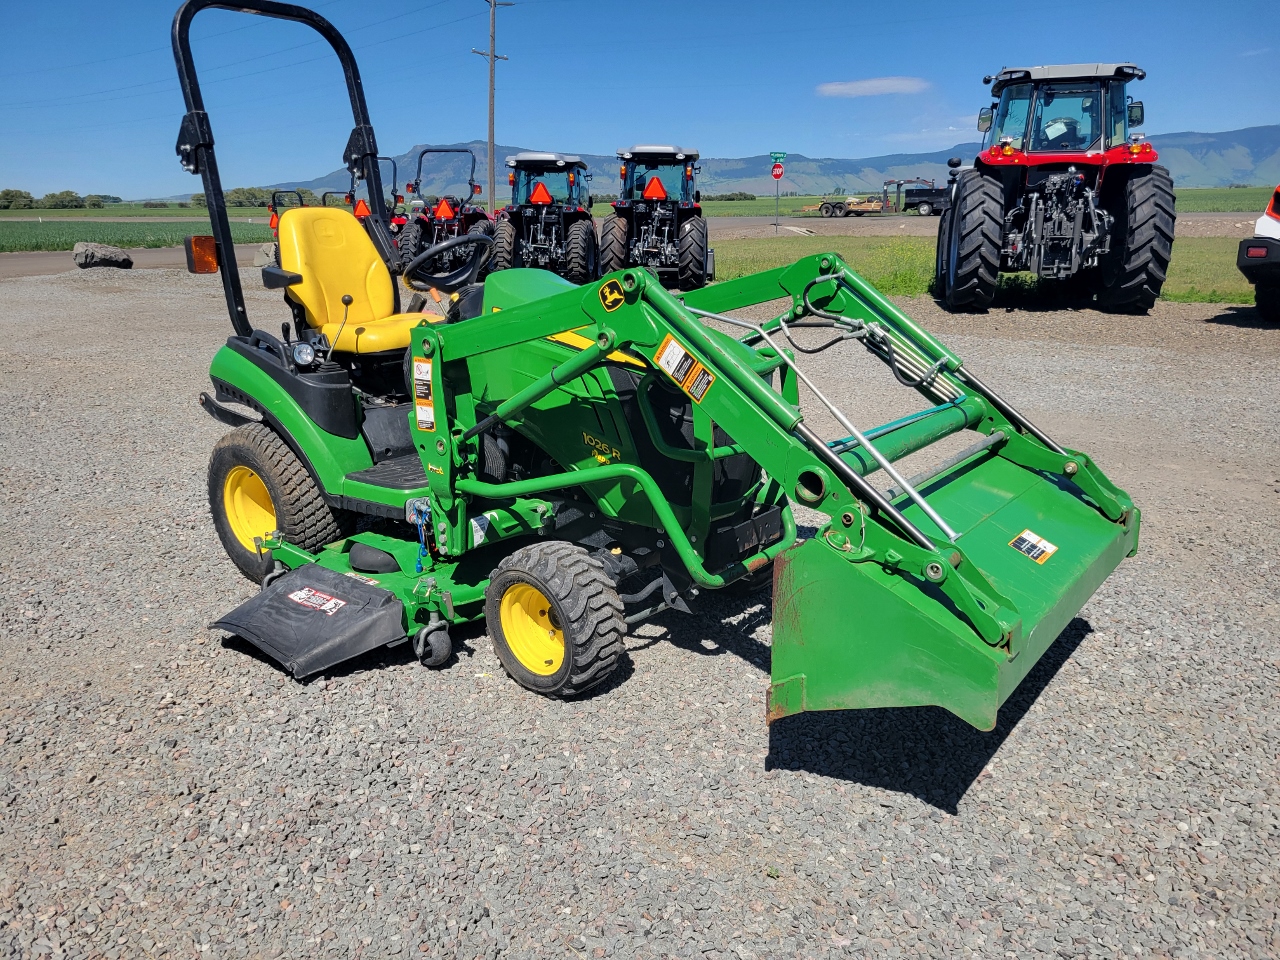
[768, 439, 1140, 732]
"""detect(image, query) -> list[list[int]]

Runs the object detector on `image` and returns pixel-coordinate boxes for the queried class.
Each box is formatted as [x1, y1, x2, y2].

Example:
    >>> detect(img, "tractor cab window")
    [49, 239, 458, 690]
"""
[626, 161, 691, 202]
[1107, 81, 1129, 147]
[1029, 82, 1102, 152]
[514, 168, 586, 206]
[989, 83, 1033, 150]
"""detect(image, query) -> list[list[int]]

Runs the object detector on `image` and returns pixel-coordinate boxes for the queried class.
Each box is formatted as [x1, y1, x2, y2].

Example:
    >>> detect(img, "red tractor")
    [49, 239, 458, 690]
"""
[936, 63, 1176, 313]
[396, 147, 494, 277]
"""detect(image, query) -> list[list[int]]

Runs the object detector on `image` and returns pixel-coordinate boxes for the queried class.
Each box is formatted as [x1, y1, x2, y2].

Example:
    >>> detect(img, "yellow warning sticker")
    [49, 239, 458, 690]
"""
[653, 333, 715, 403]
[413, 357, 435, 432]
[1009, 529, 1058, 564]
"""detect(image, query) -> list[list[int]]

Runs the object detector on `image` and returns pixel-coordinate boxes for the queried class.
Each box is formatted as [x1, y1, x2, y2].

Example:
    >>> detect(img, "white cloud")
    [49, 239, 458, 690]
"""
[816, 77, 931, 98]
[1240, 47, 1271, 57]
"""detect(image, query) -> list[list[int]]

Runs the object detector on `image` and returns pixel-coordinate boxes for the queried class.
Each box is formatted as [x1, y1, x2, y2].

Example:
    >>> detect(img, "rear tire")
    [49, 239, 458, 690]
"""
[208, 423, 352, 583]
[468, 218, 496, 277]
[564, 219, 598, 284]
[598, 214, 630, 274]
[485, 541, 626, 697]
[942, 169, 1002, 312]
[491, 218, 520, 273]
[1095, 165, 1176, 314]
[933, 204, 952, 302]
[835, 203, 848, 217]
[819, 203, 833, 218]
[677, 215, 709, 290]
[397, 221, 424, 270]
[1256, 282, 1280, 324]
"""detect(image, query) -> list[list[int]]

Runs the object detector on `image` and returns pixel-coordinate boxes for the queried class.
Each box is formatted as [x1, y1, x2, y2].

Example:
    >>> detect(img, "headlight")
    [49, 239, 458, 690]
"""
[292, 342, 316, 367]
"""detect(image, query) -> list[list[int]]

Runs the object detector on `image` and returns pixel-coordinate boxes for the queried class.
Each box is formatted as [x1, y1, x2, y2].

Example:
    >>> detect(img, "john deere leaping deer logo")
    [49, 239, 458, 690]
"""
[599, 278, 625, 312]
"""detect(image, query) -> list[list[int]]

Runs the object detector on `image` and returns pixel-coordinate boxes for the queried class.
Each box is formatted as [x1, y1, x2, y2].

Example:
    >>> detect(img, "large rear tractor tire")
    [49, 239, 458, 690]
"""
[485, 541, 626, 697]
[933, 204, 952, 302]
[1256, 283, 1280, 325]
[396, 221, 423, 270]
[491, 218, 520, 273]
[564, 219, 598, 284]
[468, 218, 496, 277]
[208, 423, 352, 583]
[941, 169, 1003, 312]
[1095, 165, 1176, 314]
[677, 215, 709, 290]
[598, 214, 629, 274]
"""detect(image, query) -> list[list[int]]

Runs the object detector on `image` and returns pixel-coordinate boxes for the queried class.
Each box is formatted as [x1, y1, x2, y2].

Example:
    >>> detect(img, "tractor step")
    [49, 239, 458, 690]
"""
[211, 564, 407, 678]
[346, 454, 427, 490]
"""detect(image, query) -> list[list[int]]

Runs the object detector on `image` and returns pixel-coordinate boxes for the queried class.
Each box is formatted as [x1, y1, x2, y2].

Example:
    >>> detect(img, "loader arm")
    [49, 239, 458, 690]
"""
[412, 258, 1138, 731]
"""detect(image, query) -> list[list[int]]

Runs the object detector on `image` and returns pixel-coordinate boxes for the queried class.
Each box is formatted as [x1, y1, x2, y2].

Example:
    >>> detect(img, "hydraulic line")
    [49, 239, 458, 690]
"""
[685, 306, 961, 543]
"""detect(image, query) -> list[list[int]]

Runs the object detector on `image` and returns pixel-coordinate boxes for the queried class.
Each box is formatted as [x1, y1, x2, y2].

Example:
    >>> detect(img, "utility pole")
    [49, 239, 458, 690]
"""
[472, 0, 512, 216]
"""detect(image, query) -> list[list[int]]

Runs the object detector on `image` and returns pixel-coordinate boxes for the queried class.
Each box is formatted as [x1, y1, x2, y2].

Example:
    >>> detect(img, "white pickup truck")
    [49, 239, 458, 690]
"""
[1236, 185, 1280, 324]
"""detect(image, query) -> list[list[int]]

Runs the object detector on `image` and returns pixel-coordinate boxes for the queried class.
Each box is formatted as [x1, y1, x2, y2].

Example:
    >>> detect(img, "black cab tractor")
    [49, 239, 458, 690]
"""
[599, 145, 713, 290]
[397, 147, 494, 276]
[491, 152, 597, 285]
[936, 63, 1176, 313]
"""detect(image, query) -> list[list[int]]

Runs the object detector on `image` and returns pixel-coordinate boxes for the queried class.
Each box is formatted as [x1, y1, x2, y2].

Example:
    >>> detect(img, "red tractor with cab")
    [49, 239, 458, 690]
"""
[936, 63, 1176, 313]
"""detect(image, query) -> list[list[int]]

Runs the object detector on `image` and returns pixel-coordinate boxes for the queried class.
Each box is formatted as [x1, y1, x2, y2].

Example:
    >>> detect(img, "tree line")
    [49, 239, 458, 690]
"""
[0, 190, 124, 209]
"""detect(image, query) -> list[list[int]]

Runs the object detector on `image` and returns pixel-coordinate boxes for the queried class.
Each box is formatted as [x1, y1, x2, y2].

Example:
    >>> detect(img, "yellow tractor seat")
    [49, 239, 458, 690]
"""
[275, 207, 424, 354]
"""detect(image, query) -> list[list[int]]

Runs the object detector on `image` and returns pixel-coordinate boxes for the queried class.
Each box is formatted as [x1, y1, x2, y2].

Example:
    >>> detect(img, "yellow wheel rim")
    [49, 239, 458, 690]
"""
[223, 465, 277, 551]
[499, 583, 565, 676]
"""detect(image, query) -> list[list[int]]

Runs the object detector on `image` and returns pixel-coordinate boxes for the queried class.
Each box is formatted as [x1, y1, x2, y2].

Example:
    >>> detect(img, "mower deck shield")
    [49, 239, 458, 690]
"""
[769, 442, 1139, 730]
[212, 564, 407, 679]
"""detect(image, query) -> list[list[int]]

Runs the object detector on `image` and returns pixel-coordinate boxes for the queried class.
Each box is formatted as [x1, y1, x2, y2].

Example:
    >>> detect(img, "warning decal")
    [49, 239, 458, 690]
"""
[288, 587, 347, 615]
[1009, 529, 1058, 564]
[653, 334, 716, 403]
[413, 357, 435, 432]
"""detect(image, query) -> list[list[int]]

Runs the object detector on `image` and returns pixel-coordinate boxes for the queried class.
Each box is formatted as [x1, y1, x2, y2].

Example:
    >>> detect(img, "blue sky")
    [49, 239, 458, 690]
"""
[0, 0, 1277, 198]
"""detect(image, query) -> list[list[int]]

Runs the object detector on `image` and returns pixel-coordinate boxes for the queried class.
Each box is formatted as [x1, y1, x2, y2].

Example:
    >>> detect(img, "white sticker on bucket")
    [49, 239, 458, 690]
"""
[1009, 529, 1058, 564]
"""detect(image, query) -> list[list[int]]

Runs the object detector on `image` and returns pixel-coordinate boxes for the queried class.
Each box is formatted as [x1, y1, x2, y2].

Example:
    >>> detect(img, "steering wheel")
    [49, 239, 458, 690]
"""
[402, 233, 494, 294]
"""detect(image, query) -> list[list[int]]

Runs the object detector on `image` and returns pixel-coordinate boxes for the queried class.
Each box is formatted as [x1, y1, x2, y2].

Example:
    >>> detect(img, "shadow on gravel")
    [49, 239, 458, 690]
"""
[763, 617, 1094, 813]
[1200, 304, 1273, 329]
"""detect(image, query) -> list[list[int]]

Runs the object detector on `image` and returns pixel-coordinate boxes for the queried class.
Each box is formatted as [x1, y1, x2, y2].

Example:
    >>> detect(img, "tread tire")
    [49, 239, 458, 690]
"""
[491, 218, 520, 273]
[942, 169, 1003, 312]
[677, 215, 709, 290]
[485, 541, 626, 697]
[819, 203, 833, 218]
[208, 423, 352, 583]
[564, 219, 598, 284]
[1095, 165, 1176, 314]
[933, 204, 952, 302]
[1256, 283, 1280, 325]
[468, 218, 496, 278]
[599, 214, 630, 274]
[397, 221, 424, 270]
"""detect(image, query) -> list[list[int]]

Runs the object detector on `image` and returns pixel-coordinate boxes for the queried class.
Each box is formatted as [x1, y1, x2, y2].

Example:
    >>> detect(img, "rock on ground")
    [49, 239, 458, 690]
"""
[71, 242, 133, 269]
[0, 268, 1277, 960]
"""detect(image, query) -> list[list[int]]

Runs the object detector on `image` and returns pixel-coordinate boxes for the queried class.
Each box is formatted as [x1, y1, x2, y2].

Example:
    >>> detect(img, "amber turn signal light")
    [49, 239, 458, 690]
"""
[184, 236, 219, 274]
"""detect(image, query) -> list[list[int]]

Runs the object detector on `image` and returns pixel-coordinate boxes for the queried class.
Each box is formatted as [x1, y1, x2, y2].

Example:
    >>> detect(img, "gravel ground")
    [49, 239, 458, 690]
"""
[1, 267, 1277, 960]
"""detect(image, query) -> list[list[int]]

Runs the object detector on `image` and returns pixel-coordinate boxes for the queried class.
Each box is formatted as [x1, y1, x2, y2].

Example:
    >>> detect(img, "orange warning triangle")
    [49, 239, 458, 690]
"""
[434, 198, 455, 219]
[641, 176, 667, 200]
[268, 211, 278, 229]
[529, 181, 553, 205]
[353, 198, 371, 218]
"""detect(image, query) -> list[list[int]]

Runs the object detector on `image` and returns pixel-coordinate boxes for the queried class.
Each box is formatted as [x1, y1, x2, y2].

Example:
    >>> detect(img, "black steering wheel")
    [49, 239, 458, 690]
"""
[402, 233, 494, 294]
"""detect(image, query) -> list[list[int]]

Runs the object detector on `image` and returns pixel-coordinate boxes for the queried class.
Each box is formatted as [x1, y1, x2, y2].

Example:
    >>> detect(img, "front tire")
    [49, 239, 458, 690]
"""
[485, 541, 626, 697]
[916, 201, 933, 217]
[819, 202, 833, 218]
[677, 215, 709, 290]
[1095, 165, 1176, 314]
[941, 169, 1002, 312]
[598, 214, 629, 274]
[208, 423, 351, 582]
[564, 219, 598, 284]
[490, 218, 520, 273]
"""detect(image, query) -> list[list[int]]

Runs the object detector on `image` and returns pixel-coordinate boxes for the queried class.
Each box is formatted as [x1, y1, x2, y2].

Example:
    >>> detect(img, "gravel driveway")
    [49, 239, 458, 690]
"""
[1, 268, 1277, 960]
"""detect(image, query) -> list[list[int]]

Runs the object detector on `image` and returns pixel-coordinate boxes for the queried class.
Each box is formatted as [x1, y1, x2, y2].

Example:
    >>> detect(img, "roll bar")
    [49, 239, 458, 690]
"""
[411, 148, 479, 199]
[171, 0, 394, 336]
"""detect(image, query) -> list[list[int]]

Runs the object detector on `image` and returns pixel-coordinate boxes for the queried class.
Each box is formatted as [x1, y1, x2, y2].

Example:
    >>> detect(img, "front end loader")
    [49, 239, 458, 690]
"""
[174, 0, 1140, 732]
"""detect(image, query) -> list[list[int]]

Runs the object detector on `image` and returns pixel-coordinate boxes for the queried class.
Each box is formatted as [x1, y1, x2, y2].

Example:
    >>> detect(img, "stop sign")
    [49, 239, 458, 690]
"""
[771, 163, 784, 180]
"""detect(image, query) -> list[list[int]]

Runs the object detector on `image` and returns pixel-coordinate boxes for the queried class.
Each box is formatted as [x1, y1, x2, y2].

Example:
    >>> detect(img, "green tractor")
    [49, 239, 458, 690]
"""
[175, 0, 1140, 732]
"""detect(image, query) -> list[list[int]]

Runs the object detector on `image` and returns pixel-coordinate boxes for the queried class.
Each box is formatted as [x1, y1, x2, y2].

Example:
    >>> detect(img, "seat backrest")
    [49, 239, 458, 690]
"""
[277, 207, 394, 330]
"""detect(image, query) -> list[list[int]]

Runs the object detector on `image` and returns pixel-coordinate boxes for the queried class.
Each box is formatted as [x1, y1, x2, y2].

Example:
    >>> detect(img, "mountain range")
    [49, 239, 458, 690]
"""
[268, 125, 1280, 200]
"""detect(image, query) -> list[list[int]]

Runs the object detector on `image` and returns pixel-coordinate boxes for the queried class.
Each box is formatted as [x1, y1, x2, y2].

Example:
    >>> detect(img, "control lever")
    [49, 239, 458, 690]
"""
[331, 294, 354, 353]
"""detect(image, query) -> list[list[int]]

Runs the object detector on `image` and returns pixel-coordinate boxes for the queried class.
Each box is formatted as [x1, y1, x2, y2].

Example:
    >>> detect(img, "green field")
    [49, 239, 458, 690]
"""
[0, 204, 271, 219]
[0, 220, 274, 253]
[712, 235, 1253, 304]
[1172, 186, 1273, 213]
